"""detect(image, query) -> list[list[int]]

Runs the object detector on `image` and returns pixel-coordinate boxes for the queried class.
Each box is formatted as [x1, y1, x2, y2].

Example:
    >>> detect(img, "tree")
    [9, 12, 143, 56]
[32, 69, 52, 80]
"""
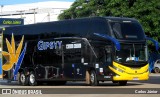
[58, 0, 160, 44]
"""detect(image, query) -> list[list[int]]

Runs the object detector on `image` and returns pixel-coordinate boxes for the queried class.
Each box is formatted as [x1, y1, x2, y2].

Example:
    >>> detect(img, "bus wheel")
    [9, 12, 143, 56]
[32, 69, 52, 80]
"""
[119, 81, 127, 86]
[29, 71, 37, 86]
[19, 72, 28, 86]
[90, 70, 98, 86]
[154, 67, 160, 73]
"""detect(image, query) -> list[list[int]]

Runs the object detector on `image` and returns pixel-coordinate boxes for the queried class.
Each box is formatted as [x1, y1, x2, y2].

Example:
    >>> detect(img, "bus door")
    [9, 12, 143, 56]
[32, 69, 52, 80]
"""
[93, 44, 112, 79]
[63, 39, 86, 80]
[104, 45, 112, 75]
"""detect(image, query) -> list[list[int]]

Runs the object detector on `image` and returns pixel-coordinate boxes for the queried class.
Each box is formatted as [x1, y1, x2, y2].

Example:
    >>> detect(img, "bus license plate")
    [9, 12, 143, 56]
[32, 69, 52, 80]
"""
[133, 77, 139, 80]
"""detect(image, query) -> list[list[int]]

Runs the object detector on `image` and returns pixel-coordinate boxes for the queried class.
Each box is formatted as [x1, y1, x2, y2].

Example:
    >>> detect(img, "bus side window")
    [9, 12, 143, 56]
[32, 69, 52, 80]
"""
[83, 42, 90, 63]
[93, 46, 106, 63]
[105, 46, 112, 64]
[99, 48, 106, 63]
[64, 40, 82, 63]
[112, 23, 123, 39]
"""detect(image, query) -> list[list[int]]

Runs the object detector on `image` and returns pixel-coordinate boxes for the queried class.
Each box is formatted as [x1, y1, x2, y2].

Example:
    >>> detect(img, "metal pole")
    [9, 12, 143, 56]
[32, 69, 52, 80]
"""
[34, 9, 36, 23]
[16, 10, 24, 18]
[48, 12, 50, 22]
[30, 8, 38, 24]
[1, 5, 4, 18]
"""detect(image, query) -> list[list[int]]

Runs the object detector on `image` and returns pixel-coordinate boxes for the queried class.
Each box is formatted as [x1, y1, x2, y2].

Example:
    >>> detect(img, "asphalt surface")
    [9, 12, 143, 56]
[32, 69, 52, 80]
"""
[0, 73, 160, 97]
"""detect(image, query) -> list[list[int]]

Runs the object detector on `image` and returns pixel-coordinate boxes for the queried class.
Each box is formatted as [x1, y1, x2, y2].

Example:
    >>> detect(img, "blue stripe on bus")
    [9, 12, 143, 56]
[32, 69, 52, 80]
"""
[13, 43, 27, 80]
[0, 58, 2, 75]
[94, 33, 121, 51]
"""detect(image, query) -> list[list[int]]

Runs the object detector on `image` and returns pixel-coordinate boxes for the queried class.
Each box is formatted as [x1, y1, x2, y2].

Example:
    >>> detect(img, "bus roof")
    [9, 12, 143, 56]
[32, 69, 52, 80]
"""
[2, 17, 142, 41]
[3, 16, 138, 30]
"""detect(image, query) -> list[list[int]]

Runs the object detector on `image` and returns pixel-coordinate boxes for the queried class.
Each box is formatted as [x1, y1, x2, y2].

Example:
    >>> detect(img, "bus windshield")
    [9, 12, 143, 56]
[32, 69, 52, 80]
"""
[109, 21, 145, 40]
[114, 44, 147, 64]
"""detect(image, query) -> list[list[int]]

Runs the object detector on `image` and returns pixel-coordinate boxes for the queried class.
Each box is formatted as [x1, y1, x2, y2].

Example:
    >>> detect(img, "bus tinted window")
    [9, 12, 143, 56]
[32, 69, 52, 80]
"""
[110, 22, 145, 40]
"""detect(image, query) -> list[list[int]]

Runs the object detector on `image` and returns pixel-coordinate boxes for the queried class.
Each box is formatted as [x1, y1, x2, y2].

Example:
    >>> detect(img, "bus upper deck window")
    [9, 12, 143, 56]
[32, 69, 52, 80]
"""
[112, 23, 123, 39]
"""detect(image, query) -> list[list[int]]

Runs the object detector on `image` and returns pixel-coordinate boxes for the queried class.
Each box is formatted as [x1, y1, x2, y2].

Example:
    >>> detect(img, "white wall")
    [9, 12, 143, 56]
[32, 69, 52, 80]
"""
[0, 1, 73, 24]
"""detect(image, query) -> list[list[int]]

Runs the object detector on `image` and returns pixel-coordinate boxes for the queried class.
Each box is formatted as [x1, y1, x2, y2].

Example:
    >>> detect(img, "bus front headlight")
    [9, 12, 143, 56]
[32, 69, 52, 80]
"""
[113, 66, 124, 73]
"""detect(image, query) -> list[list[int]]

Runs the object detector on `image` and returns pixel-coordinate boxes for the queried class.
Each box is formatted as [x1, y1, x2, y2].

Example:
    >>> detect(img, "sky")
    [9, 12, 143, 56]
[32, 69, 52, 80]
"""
[0, 0, 75, 5]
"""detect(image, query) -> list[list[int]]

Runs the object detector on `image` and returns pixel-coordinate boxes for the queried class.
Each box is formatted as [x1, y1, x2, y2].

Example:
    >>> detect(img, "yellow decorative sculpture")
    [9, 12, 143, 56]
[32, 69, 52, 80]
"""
[2, 34, 24, 71]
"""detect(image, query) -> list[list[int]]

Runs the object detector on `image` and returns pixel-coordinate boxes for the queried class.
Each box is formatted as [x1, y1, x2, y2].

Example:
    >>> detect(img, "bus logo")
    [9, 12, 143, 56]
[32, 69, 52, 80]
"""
[37, 40, 62, 50]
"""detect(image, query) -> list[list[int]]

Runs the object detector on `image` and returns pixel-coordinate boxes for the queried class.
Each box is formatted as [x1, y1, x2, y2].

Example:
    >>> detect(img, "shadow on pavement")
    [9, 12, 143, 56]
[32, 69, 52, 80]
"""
[0, 81, 143, 87]
[0, 74, 159, 86]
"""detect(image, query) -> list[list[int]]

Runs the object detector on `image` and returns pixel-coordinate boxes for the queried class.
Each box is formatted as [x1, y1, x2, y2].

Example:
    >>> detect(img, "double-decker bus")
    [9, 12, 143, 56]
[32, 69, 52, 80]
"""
[1, 17, 159, 86]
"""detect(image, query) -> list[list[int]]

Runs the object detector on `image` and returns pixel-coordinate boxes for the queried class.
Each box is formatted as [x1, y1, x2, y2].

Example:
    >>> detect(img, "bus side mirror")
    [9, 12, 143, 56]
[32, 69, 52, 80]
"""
[146, 37, 159, 51]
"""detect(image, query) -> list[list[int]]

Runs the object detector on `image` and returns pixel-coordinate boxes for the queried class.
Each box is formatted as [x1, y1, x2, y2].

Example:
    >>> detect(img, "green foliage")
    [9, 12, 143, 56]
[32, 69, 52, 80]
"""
[58, 0, 160, 43]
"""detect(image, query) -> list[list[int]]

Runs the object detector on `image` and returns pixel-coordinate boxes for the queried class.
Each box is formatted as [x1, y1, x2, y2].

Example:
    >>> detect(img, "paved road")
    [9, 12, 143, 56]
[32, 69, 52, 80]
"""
[0, 73, 160, 97]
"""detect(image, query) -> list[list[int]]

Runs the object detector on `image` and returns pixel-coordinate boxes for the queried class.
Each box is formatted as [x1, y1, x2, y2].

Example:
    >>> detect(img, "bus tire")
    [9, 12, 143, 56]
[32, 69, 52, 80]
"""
[90, 70, 98, 86]
[29, 71, 37, 86]
[119, 81, 127, 86]
[154, 67, 160, 73]
[19, 72, 29, 86]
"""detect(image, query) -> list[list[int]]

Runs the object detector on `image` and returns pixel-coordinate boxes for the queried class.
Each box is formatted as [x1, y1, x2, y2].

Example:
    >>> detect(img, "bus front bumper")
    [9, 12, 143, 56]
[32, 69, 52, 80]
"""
[109, 62, 149, 81]
[112, 71, 149, 81]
